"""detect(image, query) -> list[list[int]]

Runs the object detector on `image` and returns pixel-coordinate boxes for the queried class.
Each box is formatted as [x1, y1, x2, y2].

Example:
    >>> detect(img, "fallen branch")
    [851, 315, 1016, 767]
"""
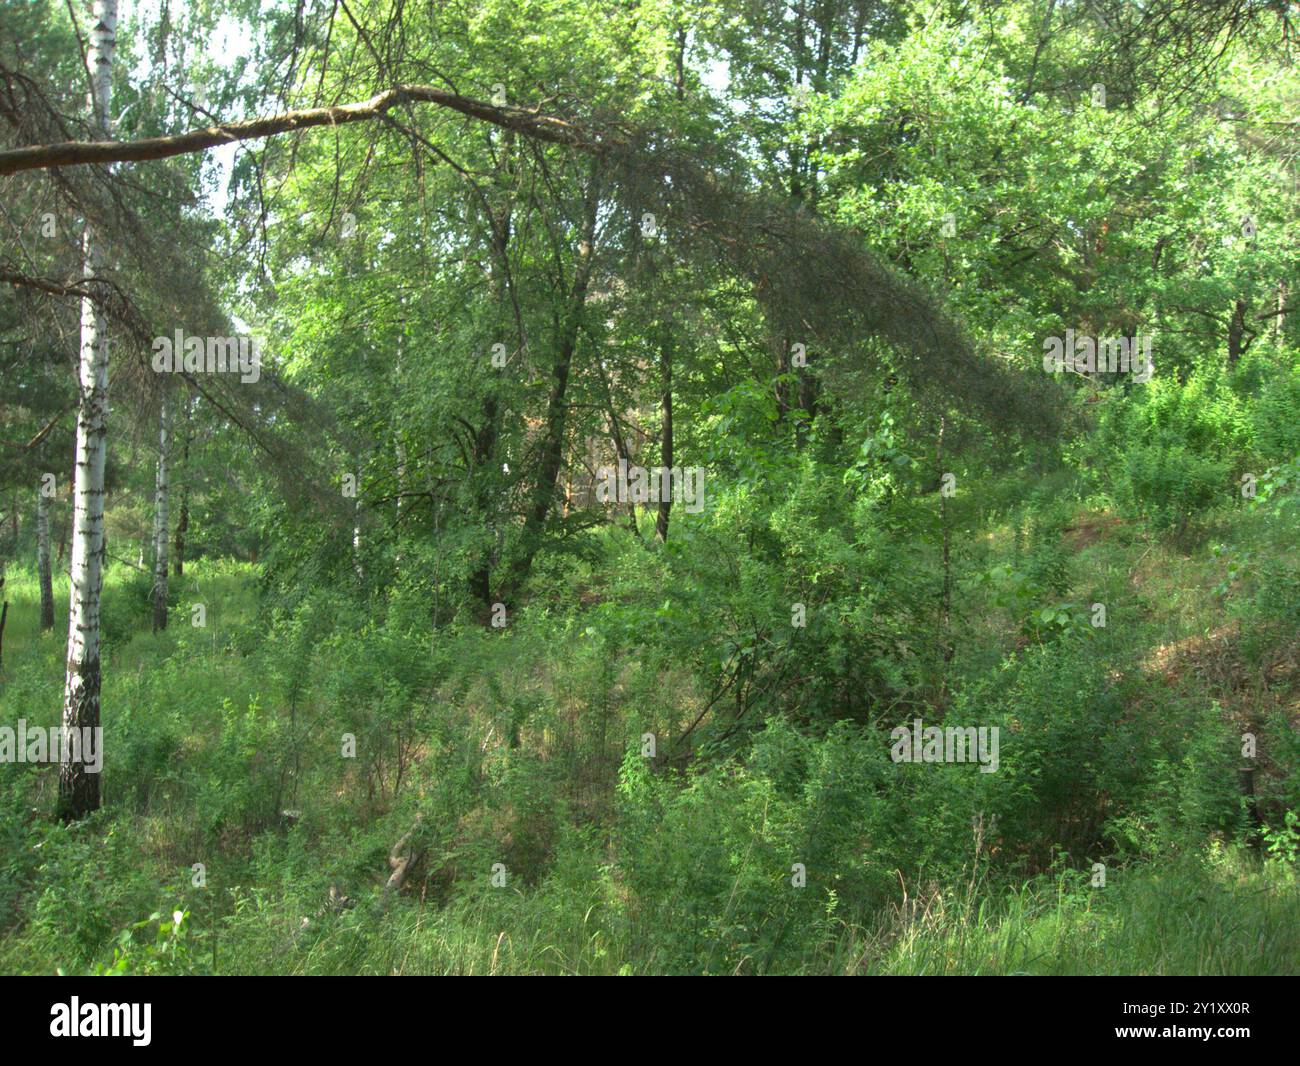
[0, 86, 608, 177]
[380, 813, 424, 904]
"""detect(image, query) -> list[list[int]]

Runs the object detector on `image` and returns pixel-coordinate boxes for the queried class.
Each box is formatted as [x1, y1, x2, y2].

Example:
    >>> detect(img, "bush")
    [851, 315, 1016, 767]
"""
[1090, 371, 1247, 533]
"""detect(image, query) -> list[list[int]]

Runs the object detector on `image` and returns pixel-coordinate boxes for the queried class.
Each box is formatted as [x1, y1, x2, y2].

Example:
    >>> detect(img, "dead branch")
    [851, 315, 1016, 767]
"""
[0, 86, 609, 177]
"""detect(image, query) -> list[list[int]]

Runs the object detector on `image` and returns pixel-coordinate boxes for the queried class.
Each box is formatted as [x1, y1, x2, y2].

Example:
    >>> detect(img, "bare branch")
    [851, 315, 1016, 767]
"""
[0, 85, 607, 177]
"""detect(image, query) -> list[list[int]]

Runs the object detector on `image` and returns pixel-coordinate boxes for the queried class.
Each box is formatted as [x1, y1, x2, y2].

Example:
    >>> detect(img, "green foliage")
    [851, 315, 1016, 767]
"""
[4, 0, 1300, 979]
[1090, 372, 1247, 532]
[1251, 366, 1300, 463]
[92, 908, 201, 976]
[1262, 812, 1300, 867]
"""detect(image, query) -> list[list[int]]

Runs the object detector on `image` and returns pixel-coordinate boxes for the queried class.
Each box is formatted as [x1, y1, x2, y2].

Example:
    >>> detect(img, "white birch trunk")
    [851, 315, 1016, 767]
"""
[60, 0, 116, 821]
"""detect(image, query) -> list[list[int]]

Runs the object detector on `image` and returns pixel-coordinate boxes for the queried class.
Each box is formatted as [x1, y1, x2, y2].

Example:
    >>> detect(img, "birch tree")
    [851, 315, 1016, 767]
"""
[59, 0, 117, 821]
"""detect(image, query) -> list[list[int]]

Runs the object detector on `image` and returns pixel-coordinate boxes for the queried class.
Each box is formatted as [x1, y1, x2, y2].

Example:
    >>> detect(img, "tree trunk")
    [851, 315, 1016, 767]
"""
[37, 483, 54, 631]
[352, 457, 365, 583]
[468, 142, 516, 606]
[594, 361, 640, 539]
[1227, 296, 1248, 368]
[0, 562, 7, 671]
[173, 493, 188, 577]
[394, 437, 406, 559]
[773, 334, 791, 422]
[60, 0, 116, 823]
[469, 398, 498, 605]
[173, 396, 190, 577]
[936, 417, 953, 669]
[394, 326, 406, 568]
[151, 393, 171, 631]
[512, 177, 600, 590]
[796, 358, 818, 445]
[655, 337, 673, 542]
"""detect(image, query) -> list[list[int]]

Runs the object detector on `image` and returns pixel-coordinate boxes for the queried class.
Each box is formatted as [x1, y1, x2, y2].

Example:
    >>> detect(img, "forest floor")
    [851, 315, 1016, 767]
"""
[1, 502, 1298, 974]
